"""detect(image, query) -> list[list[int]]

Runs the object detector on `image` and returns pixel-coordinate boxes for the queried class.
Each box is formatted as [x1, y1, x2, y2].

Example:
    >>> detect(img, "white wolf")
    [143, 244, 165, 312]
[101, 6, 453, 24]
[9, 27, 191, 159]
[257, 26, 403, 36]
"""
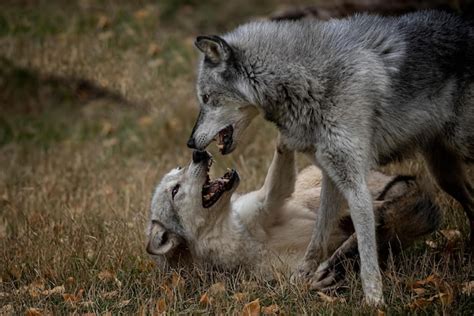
[186, 11, 474, 303]
[146, 140, 440, 287]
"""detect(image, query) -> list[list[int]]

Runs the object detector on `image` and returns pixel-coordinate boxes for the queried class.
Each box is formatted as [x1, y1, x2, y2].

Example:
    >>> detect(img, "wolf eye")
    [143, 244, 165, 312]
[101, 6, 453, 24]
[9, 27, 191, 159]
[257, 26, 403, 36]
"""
[202, 94, 209, 104]
[172, 184, 180, 199]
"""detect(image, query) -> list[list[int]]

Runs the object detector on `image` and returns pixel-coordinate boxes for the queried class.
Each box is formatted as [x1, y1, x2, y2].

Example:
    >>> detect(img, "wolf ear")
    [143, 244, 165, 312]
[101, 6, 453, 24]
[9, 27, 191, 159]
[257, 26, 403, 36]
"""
[195, 35, 232, 64]
[146, 222, 182, 256]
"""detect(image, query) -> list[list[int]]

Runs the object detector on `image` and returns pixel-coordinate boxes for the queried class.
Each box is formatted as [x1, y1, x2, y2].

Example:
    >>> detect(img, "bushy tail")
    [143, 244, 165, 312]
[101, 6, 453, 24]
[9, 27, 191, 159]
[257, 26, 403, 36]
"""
[375, 178, 442, 258]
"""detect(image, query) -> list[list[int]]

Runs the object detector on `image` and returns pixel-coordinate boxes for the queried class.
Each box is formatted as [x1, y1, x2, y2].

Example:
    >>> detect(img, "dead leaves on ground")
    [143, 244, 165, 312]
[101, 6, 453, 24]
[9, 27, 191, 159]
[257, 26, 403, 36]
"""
[407, 274, 455, 310]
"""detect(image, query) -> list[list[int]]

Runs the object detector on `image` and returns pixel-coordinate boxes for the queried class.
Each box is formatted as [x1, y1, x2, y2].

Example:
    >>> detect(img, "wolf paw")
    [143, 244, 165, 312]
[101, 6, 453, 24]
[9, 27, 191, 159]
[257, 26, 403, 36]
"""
[290, 259, 320, 285]
[308, 261, 343, 290]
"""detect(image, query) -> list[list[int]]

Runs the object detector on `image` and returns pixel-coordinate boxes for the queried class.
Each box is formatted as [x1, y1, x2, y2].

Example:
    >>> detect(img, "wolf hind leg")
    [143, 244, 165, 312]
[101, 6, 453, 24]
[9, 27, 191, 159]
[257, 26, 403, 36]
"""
[423, 145, 474, 246]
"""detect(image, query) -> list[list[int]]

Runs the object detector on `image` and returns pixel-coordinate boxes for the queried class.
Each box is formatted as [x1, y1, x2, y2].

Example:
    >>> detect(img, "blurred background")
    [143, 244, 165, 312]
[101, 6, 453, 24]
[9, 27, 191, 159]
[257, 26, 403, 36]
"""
[1, 0, 473, 314]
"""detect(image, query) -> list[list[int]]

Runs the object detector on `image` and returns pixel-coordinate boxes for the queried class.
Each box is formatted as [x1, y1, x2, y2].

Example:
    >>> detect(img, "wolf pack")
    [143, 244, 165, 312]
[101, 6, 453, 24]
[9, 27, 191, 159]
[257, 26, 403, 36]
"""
[146, 10, 473, 305]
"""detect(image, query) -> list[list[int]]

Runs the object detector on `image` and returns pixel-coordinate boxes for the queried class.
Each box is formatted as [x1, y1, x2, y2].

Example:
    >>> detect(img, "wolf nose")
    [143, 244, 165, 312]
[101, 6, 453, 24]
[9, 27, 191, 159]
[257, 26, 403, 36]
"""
[192, 150, 211, 163]
[187, 137, 196, 149]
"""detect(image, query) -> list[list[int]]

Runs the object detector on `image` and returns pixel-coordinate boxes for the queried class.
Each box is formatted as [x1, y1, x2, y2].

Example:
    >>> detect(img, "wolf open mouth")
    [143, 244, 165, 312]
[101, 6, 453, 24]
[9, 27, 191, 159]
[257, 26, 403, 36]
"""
[215, 125, 233, 154]
[202, 157, 238, 208]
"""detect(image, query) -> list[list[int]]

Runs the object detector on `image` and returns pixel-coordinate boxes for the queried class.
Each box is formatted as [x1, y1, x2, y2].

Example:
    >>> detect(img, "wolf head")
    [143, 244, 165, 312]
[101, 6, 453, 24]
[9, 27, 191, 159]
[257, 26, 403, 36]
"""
[187, 35, 259, 154]
[146, 150, 240, 260]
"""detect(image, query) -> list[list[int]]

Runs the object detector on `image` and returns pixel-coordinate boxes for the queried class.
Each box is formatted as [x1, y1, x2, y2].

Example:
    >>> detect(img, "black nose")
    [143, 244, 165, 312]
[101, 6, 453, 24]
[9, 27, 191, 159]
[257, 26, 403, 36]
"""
[187, 137, 196, 149]
[192, 150, 211, 163]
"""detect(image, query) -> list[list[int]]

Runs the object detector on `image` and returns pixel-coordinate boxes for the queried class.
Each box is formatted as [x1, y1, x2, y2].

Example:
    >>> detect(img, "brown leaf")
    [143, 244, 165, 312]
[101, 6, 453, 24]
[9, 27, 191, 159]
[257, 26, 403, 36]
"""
[199, 293, 213, 306]
[262, 304, 279, 315]
[155, 298, 167, 314]
[461, 280, 474, 295]
[41, 285, 65, 296]
[134, 8, 151, 20]
[376, 309, 385, 316]
[138, 116, 153, 127]
[97, 15, 110, 30]
[233, 292, 248, 303]
[208, 282, 226, 297]
[98, 270, 115, 281]
[100, 290, 119, 299]
[25, 308, 43, 316]
[242, 299, 260, 316]
[66, 277, 75, 285]
[116, 300, 130, 308]
[27, 280, 45, 298]
[316, 291, 345, 304]
[440, 229, 462, 242]
[62, 289, 84, 303]
[147, 43, 161, 57]
[413, 288, 426, 296]
[425, 240, 438, 249]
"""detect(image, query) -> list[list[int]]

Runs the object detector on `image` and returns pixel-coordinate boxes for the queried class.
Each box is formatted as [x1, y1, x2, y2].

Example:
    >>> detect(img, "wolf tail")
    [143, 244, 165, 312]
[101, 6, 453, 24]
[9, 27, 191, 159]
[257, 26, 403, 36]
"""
[374, 177, 442, 259]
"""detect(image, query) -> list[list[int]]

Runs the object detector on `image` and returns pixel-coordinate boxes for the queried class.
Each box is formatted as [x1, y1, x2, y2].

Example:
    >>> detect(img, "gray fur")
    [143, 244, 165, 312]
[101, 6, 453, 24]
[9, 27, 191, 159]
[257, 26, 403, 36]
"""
[188, 11, 474, 304]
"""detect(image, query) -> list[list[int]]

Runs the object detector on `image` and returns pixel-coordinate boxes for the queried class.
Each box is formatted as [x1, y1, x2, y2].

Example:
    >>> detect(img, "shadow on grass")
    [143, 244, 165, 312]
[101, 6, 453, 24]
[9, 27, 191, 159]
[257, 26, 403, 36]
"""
[0, 56, 134, 115]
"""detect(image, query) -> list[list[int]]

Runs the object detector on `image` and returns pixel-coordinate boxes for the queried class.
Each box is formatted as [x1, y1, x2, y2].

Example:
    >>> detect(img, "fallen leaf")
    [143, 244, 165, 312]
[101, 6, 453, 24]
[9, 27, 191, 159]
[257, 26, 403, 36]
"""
[66, 277, 75, 285]
[233, 292, 248, 302]
[242, 299, 260, 316]
[101, 121, 114, 136]
[155, 298, 167, 314]
[62, 289, 84, 303]
[461, 280, 474, 295]
[208, 282, 226, 297]
[134, 8, 151, 20]
[316, 291, 345, 304]
[376, 309, 385, 316]
[27, 280, 45, 298]
[116, 300, 130, 308]
[138, 116, 153, 127]
[100, 290, 119, 299]
[97, 15, 110, 30]
[147, 43, 161, 57]
[79, 301, 94, 308]
[413, 288, 426, 296]
[425, 240, 438, 249]
[199, 293, 213, 306]
[25, 308, 43, 316]
[41, 285, 65, 296]
[262, 304, 279, 315]
[440, 229, 462, 241]
[98, 270, 115, 281]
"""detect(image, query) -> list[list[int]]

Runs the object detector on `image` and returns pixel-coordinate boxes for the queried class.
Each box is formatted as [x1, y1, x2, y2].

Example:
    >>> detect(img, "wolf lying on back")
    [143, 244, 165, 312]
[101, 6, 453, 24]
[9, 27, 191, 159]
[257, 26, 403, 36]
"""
[147, 141, 441, 286]
[186, 11, 474, 303]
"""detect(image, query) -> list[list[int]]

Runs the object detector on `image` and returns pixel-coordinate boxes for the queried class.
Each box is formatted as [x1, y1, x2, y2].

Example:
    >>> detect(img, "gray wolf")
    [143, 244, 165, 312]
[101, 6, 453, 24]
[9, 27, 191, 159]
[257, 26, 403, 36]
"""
[146, 140, 441, 288]
[186, 11, 474, 304]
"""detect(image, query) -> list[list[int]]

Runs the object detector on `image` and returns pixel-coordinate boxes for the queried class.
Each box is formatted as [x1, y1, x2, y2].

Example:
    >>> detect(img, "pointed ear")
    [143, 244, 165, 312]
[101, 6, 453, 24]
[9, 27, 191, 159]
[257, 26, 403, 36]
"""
[146, 222, 182, 256]
[195, 35, 232, 64]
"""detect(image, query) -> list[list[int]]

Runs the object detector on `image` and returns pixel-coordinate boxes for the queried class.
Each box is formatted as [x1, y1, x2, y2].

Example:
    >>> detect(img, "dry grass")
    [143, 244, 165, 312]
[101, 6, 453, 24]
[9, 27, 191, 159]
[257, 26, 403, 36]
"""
[0, 1, 472, 314]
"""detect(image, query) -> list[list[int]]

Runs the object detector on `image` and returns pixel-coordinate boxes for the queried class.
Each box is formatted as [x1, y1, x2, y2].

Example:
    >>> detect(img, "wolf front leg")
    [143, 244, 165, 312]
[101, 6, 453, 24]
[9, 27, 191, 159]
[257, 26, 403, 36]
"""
[259, 134, 297, 212]
[292, 171, 345, 279]
[321, 146, 383, 305]
[296, 143, 384, 305]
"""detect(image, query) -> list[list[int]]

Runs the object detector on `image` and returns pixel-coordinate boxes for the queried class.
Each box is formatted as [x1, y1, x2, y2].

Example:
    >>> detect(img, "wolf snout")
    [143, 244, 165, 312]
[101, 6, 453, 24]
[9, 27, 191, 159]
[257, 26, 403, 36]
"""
[187, 137, 197, 149]
[192, 150, 211, 163]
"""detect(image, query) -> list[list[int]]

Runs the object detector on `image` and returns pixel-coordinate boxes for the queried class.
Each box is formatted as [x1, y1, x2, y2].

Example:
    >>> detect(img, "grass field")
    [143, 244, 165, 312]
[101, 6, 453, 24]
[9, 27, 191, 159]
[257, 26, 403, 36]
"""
[0, 1, 473, 314]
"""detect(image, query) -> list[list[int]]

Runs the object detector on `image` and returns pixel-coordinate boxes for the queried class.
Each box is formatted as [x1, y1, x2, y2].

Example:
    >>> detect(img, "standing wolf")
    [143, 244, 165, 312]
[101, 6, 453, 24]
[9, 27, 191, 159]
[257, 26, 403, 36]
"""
[187, 11, 474, 304]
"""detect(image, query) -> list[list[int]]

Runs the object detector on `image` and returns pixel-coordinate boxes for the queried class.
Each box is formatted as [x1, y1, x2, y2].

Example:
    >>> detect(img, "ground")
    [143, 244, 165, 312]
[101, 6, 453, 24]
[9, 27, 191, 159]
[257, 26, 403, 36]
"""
[0, 1, 473, 314]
